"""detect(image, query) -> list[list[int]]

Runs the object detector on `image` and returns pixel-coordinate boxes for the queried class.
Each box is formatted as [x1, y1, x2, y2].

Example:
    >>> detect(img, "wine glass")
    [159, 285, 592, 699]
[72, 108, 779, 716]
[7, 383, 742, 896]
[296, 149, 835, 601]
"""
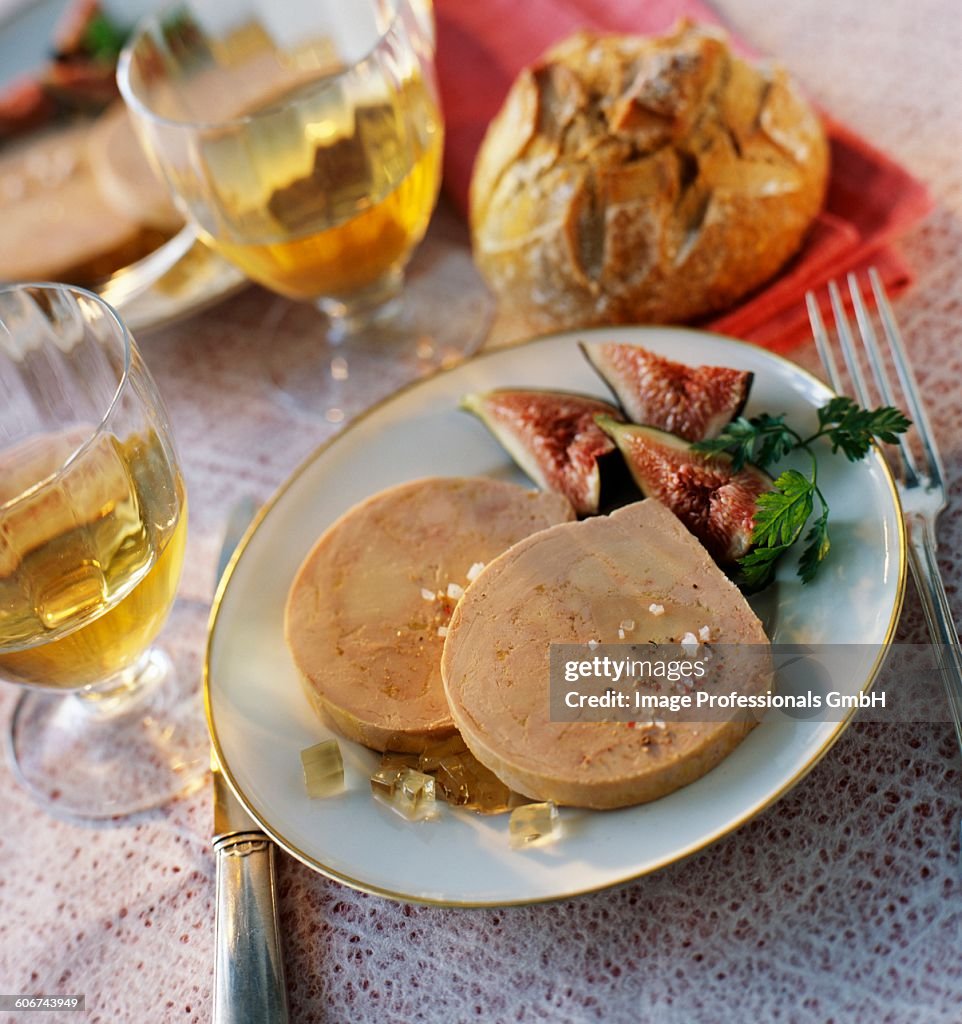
[117, 0, 488, 420]
[0, 283, 208, 818]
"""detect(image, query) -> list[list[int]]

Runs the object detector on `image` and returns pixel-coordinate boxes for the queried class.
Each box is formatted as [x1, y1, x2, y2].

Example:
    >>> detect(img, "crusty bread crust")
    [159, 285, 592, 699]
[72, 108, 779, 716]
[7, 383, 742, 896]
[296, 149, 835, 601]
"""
[470, 20, 829, 331]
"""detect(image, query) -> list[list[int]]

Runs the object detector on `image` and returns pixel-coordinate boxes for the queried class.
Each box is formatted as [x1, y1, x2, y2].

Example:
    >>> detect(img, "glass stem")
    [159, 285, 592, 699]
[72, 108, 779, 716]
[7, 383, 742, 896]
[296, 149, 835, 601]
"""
[73, 646, 173, 718]
[316, 269, 404, 344]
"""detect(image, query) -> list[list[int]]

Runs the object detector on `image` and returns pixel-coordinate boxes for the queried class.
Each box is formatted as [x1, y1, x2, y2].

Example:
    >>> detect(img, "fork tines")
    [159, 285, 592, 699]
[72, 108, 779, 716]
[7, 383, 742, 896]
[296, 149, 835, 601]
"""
[806, 268, 943, 492]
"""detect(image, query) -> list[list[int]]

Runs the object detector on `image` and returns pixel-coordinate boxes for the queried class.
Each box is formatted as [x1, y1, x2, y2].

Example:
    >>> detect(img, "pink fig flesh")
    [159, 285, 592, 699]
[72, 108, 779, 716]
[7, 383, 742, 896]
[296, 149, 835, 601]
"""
[462, 389, 624, 515]
[582, 341, 753, 441]
[598, 417, 770, 564]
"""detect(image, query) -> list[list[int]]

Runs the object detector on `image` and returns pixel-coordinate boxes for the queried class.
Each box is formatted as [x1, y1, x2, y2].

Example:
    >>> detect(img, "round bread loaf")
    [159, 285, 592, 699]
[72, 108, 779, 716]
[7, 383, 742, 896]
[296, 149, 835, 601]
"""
[470, 20, 829, 331]
[441, 499, 771, 809]
[285, 476, 574, 753]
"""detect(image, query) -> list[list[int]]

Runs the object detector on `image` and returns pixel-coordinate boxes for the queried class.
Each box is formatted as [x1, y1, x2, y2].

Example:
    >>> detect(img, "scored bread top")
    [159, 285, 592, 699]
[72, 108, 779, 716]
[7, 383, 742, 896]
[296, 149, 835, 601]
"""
[470, 20, 829, 332]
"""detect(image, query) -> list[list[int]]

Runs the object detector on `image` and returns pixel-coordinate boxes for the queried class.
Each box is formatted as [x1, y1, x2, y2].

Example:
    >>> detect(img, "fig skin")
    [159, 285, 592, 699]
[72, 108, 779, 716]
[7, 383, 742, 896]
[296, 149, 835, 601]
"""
[581, 341, 753, 441]
[598, 416, 770, 563]
[461, 389, 625, 516]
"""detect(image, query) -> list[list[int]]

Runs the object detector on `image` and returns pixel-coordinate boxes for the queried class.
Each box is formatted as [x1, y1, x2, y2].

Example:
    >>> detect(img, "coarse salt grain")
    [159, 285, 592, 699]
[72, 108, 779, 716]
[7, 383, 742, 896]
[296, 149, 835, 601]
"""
[588, 639, 600, 649]
[446, 582, 464, 600]
[649, 603, 665, 617]
[466, 562, 485, 582]
[421, 588, 435, 601]
[436, 626, 448, 638]
[618, 629, 625, 639]
[699, 625, 711, 642]
[620, 619, 635, 632]
[681, 632, 699, 656]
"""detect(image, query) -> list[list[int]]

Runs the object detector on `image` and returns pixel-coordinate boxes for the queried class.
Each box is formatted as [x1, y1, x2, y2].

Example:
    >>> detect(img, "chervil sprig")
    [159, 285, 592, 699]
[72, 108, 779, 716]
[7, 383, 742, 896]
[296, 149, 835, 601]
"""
[693, 399, 910, 587]
[693, 413, 798, 472]
[813, 397, 912, 461]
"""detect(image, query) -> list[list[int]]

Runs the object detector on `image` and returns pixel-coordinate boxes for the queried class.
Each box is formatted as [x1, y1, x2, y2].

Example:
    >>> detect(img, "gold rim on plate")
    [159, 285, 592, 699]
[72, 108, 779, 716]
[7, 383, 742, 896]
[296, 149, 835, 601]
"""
[203, 326, 907, 908]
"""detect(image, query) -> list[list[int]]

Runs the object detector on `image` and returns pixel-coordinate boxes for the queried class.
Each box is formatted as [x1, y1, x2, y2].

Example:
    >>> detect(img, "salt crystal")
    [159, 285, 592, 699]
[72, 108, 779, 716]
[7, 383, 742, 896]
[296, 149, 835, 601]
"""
[466, 562, 485, 582]
[421, 588, 435, 601]
[587, 639, 599, 649]
[648, 603, 665, 617]
[699, 625, 711, 642]
[681, 631, 699, 656]
[509, 801, 559, 849]
[620, 619, 635, 632]
[446, 582, 464, 600]
[618, 629, 625, 639]
[437, 625, 449, 638]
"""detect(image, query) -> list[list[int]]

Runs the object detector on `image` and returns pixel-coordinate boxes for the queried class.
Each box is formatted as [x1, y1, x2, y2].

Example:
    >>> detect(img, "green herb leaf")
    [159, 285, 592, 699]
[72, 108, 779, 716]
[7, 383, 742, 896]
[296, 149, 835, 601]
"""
[751, 470, 815, 549]
[816, 396, 859, 429]
[692, 414, 797, 471]
[691, 417, 757, 470]
[737, 543, 792, 590]
[83, 13, 129, 63]
[697, 395, 908, 587]
[815, 400, 911, 462]
[797, 508, 831, 584]
[751, 414, 797, 468]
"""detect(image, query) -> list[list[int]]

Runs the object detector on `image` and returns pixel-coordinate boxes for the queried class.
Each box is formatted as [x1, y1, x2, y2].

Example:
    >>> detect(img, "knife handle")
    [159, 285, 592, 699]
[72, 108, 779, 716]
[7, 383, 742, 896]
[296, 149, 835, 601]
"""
[213, 833, 289, 1024]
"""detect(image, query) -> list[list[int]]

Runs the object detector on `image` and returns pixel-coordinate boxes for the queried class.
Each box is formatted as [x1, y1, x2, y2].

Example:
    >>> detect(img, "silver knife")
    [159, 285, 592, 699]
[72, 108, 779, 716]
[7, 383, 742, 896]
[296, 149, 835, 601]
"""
[211, 499, 289, 1024]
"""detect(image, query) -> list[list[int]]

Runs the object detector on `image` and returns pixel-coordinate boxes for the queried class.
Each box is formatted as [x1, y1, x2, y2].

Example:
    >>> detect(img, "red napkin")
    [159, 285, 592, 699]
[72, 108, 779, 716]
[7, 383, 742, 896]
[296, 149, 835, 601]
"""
[434, 0, 933, 352]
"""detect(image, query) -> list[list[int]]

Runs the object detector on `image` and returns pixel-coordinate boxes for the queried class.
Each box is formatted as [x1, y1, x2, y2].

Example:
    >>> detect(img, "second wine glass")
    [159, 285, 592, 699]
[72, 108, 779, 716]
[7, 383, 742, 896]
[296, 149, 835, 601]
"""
[0, 283, 208, 818]
[118, 0, 487, 419]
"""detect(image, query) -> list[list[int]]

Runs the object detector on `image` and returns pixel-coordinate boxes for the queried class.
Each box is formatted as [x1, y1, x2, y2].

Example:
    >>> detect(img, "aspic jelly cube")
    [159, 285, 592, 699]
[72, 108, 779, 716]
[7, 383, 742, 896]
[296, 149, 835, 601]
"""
[509, 801, 559, 848]
[300, 739, 344, 797]
[369, 765, 404, 799]
[395, 768, 436, 819]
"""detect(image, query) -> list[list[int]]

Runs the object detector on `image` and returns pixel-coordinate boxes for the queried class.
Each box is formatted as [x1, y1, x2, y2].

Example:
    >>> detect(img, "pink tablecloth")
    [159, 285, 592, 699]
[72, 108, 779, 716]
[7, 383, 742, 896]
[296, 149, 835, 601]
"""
[2, 1, 962, 1021]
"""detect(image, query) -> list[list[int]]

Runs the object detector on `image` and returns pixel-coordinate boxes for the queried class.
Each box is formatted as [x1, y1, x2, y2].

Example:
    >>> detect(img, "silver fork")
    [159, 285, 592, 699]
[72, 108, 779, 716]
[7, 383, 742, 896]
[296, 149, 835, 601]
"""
[807, 269, 962, 752]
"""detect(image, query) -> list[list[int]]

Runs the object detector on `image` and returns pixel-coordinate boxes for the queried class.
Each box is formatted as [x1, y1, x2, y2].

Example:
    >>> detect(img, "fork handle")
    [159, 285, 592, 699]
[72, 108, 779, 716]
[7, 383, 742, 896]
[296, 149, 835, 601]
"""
[906, 513, 962, 752]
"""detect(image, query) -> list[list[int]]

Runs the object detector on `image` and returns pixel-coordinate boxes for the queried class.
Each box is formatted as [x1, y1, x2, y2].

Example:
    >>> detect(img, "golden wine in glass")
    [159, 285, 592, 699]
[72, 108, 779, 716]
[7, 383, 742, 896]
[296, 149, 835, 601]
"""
[118, 1, 486, 417]
[0, 284, 206, 818]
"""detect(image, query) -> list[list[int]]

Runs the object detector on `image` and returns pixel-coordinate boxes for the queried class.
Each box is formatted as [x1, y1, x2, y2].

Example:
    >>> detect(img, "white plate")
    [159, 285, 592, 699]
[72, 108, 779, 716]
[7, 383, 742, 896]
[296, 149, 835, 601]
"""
[205, 327, 905, 907]
[107, 232, 246, 337]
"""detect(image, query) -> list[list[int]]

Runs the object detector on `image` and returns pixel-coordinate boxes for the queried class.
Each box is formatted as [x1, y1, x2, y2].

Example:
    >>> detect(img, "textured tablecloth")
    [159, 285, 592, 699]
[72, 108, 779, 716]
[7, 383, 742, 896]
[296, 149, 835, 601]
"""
[2, 1, 962, 1021]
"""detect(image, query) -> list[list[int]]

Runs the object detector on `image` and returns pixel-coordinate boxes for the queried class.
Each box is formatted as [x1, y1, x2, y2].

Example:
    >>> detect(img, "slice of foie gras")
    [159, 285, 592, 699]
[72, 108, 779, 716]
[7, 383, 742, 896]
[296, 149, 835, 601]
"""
[441, 499, 772, 809]
[285, 476, 574, 753]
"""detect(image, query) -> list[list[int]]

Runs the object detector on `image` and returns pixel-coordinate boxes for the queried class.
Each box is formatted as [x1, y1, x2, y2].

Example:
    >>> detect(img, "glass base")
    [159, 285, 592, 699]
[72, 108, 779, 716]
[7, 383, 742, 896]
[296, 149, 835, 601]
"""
[262, 239, 493, 422]
[6, 601, 210, 819]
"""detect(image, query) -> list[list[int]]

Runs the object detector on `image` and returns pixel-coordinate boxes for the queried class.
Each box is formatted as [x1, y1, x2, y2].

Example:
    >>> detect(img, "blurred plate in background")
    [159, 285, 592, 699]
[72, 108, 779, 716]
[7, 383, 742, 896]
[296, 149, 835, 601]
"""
[0, 0, 246, 332]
